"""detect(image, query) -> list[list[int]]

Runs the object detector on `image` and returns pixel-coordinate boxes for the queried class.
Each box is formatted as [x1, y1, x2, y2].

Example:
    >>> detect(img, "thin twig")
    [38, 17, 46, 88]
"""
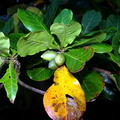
[0, 84, 4, 89]
[18, 79, 45, 95]
[14, 59, 46, 95]
[92, 67, 113, 79]
[107, 0, 116, 12]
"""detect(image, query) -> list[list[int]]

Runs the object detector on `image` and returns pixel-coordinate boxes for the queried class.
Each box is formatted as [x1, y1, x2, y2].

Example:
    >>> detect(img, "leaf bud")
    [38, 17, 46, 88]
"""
[48, 59, 58, 70]
[41, 50, 57, 61]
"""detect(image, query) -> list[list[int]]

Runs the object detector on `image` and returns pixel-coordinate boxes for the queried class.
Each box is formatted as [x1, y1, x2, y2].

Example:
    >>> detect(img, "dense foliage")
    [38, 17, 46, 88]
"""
[0, 0, 120, 119]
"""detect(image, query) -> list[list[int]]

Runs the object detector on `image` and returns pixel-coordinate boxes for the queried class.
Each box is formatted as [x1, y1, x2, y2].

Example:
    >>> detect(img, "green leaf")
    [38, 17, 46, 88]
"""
[54, 9, 73, 24]
[26, 6, 43, 18]
[0, 57, 5, 67]
[108, 53, 120, 67]
[17, 9, 50, 33]
[27, 67, 54, 81]
[43, 0, 61, 28]
[89, 43, 112, 53]
[50, 22, 81, 47]
[63, 46, 94, 72]
[111, 74, 120, 91]
[0, 61, 18, 103]
[17, 30, 59, 57]
[69, 32, 106, 48]
[7, 33, 25, 50]
[81, 10, 102, 34]
[2, 17, 14, 35]
[0, 32, 10, 57]
[12, 13, 20, 33]
[77, 69, 104, 102]
[0, 20, 5, 31]
[104, 27, 117, 41]
[112, 31, 120, 58]
[107, 14, 120, 30]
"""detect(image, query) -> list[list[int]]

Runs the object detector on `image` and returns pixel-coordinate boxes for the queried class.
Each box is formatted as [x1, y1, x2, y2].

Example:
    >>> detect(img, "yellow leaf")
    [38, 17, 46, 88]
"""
[43, 65, 86, 120]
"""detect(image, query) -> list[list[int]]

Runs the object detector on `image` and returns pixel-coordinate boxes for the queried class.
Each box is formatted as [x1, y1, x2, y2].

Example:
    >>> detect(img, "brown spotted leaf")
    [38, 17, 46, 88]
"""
[43, 66, 86, 120]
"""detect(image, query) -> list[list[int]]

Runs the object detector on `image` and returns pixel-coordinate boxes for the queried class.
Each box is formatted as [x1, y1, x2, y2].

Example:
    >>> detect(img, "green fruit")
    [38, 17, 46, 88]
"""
[48, 59, 58, 70]
[0, 57, 5, 67]
[55, 54, 65, 66]
[41, 50, 57, 61]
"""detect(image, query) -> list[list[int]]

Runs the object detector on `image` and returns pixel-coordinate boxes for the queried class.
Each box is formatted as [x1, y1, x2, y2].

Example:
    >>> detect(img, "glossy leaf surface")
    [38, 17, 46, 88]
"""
[0, 61, 18, 103]
[63, 46, 94, 72]
[17, 9, 49, 33]
[43, 66, 86, 120]
[27, 67, 54, 81]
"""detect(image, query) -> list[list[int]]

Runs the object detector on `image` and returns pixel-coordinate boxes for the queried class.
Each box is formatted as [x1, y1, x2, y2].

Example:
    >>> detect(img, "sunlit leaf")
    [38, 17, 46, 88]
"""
[0, 61, 18, 103]
[43, 66, 86, 120]
[50, 22, 81, 47]
[0, 32, 10, 57]
[17, 30, 59, 57]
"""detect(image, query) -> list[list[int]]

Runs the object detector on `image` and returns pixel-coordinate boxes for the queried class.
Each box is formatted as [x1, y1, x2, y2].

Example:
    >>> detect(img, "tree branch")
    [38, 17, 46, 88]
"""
[92, 67, 113, 79]
[18, 79, 45, 95]
[14, 59, 46, 95]
[0, 83, 4, 89]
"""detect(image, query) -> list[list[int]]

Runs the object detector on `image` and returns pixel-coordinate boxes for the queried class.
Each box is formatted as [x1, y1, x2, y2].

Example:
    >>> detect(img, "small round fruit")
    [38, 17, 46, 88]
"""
[41, 50, 57, 61]
[55, 54, 65, 66]
[48, 59, 58, 70]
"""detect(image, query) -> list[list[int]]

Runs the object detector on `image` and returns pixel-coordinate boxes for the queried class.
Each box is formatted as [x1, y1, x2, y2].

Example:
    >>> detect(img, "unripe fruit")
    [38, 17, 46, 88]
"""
[48, 59, 58, 70]
[55, 54, 65, 66]
[41, 50, 57, 61]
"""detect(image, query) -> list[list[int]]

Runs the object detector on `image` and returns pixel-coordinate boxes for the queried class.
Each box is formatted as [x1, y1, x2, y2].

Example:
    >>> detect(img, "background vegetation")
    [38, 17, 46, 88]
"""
[0, 0, 120, 120]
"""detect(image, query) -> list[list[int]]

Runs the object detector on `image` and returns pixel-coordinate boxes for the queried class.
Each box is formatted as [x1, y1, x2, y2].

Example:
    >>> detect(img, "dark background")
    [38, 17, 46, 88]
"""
[0, 0, 120, 120]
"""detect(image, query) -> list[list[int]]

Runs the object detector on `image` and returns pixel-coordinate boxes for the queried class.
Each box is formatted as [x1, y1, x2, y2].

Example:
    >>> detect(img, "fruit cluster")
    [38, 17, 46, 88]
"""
[41, 50, 65, 70]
